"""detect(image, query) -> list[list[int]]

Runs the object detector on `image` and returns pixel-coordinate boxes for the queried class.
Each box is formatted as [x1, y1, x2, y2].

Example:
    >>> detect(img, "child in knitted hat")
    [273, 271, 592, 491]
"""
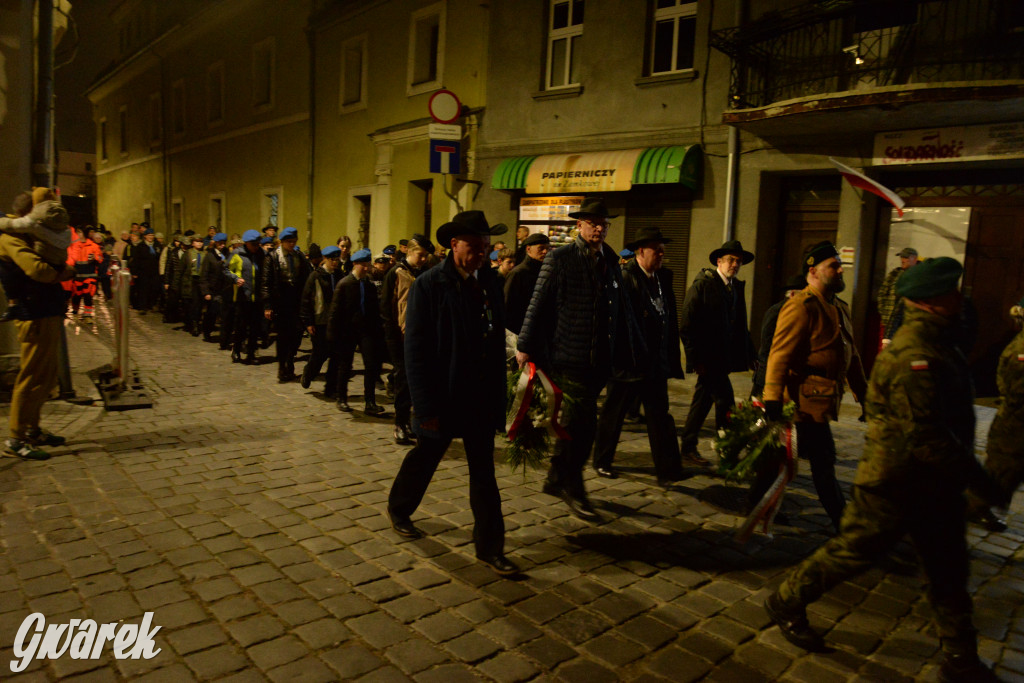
[0, 188, 72, 321]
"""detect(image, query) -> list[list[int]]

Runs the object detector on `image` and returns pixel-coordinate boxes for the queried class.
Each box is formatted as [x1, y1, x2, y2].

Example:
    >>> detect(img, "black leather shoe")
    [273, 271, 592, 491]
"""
[243, 354, 256, 365]
[394, 425, 413, 445]
[681, 450, 712, 468]
[477, 554, 520, 577]
[938, 653, 999, 683]
[595, 466, 618, 479]
[558, 490, 601, 522]
[300, 370, 312, 389]
[387, 510, 422, 539]
[764, 593, 825, 652]
[969, 508, 1007, 533]
[231, 352, 242, 363]
[365, 403, 385, 416]
[337, 401, 352, 413]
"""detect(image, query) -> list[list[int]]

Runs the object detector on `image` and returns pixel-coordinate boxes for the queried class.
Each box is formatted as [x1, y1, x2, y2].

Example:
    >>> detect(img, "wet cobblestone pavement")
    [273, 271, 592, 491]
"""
[0, 303, 1021, 682]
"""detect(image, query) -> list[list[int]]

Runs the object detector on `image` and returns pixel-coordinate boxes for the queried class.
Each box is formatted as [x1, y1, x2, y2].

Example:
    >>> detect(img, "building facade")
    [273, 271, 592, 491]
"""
[88, 0, 310, 241]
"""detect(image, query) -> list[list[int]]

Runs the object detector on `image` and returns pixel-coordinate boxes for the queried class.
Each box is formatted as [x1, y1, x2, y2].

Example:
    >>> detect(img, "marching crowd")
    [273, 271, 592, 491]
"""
[3, 189, 1024, 681]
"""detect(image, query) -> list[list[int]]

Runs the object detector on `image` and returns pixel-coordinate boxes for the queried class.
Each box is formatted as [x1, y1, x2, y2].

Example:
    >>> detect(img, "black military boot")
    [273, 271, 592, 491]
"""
[764, 592, 826, 652]
[938, 653, 999, 683]
[365, 401, 385, 416]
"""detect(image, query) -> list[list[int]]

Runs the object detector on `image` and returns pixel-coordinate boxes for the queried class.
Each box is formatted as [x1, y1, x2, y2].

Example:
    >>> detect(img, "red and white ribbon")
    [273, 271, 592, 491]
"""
[735, 422, 798, 543]
[506, 362, 571, 442]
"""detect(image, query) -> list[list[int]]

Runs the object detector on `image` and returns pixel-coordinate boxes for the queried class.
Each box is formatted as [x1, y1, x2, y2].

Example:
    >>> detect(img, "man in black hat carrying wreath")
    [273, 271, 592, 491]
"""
[516, 197, 639, 522]
[593, 227, 685, 485]
[387, 211, 519, 576]
[678, 240, 757, 466]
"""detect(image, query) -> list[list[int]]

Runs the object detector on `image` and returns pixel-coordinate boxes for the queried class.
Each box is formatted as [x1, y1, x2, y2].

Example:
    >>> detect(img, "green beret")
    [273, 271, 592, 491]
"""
[896, 257, 963, 300]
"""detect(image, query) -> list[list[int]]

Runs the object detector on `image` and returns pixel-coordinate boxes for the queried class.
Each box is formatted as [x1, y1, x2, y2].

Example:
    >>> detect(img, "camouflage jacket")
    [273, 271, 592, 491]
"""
[855, 307, 975, 493]
[876, 266, 903, 336]
[989, 328, 1024, 455]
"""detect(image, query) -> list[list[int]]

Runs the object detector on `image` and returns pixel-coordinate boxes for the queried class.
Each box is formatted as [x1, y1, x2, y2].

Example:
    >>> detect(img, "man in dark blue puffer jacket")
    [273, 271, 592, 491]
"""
[516, 197, 639, 522]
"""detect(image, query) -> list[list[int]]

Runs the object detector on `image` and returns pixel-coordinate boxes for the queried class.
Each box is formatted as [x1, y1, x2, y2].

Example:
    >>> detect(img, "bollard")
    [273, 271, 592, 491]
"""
[110, 264, 132, 390]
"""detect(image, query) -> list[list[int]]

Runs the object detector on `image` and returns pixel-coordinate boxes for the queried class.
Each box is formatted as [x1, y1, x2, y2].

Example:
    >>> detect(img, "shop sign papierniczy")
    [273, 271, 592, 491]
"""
[873, 122, 1024, 166]
[525, 149, 644, 193]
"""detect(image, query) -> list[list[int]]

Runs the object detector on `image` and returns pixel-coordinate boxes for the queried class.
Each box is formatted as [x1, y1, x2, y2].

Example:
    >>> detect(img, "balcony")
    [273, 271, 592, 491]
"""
[710, 0, 1024, 138]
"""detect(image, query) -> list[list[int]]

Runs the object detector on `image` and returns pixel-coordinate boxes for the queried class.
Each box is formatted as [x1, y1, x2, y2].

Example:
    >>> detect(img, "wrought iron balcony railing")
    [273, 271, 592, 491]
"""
[710, 0, 1024, 110]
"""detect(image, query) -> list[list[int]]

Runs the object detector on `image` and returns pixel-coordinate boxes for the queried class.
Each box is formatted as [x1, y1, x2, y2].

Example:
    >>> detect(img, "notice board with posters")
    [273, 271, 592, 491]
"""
[517, 196, 583, 246]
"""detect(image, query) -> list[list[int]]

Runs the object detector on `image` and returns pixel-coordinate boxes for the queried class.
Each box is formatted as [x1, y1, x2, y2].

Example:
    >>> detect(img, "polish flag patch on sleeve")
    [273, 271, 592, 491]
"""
[1018, 354, 1024, 362]
[910, 360, 929, 371]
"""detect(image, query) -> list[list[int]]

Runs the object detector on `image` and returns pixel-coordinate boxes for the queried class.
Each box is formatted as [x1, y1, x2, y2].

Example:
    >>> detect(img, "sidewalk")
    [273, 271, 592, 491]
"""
[0, 304, 1021, 682]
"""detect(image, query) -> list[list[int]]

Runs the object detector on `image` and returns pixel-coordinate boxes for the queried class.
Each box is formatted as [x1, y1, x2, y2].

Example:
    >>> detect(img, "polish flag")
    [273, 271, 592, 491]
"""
[829, 158, 905, 217]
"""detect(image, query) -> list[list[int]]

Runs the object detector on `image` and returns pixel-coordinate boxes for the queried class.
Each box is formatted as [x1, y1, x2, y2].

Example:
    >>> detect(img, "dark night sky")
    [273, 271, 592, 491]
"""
[55, 0, 118, 154]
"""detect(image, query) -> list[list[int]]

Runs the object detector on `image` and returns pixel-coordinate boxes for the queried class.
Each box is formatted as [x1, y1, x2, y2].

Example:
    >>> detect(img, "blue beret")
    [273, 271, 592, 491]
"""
[896, 257, 963, 300]
[260, 236, 274, 245]
[144, 228, 154, 235]
[619, 248, 634, 258]
[489, 251, 499, 261]
[352, 248, 372, 263]
[383, 245, 396, 255]
[279, 227, 298, 240]
[213, 232, 227, 242]
[242, 229, 261, 242]
[321, 245, 341, 258]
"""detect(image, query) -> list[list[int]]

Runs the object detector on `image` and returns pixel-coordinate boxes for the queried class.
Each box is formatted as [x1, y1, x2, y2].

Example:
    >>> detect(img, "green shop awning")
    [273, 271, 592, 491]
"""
[491, 145, 702, 194]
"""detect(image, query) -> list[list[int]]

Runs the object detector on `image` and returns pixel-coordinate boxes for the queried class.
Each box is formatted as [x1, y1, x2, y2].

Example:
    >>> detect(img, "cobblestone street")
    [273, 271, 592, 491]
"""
[1, 306, 1023, 682]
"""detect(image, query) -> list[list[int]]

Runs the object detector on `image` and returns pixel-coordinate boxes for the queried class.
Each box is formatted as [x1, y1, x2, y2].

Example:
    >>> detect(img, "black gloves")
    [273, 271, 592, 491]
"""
[764, 400, 784, 422]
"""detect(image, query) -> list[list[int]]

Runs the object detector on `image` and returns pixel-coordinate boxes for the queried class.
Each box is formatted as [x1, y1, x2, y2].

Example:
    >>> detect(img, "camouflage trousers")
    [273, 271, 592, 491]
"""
[776, 485, 976, 656]
[968, 445, 1024, 512]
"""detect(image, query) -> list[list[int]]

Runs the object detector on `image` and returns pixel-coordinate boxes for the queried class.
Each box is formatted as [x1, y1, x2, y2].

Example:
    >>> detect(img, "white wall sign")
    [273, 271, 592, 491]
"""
[874, 122, 1024, 166]
[518, 196, 583, 222]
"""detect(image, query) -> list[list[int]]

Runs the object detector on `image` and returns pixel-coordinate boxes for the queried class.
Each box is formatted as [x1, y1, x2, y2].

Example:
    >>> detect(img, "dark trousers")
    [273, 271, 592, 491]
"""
[233, 299, 261, 357]
[388, 428, 505, 557]
[336, 335, 381, 403]
[189, 283, 205, 333]
[136, 273, 160, 310]
[387, 335, 411, 426]
[547, 371, 604, 499]
[202, 295, 221, 339]
[679, 370, 735, 452]
[163, 289, 179, 323]
[218, 294, 236, 349]
[777, 485, 976, 657]
[275, 311, 302, 378]
[594, 375, 682, 480]
[749, 421, 845, 530]
[304, 325, 338, 395]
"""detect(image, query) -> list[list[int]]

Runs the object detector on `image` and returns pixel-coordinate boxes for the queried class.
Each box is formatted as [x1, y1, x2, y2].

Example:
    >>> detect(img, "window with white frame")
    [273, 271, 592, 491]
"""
[260, 187, 282, 228]
[119, 105, 128, 155]
[252, 37, 275, 110]
[149, 92, 162, 145]
[546, 0, 584, 89]
[340, 35, 368, 112]
[99, 118, 108, 161]
[407, 2, 445, 96]
[649, 0, 697, 75]
[171, 79, 186, 135]
[207, 61, 225, 125]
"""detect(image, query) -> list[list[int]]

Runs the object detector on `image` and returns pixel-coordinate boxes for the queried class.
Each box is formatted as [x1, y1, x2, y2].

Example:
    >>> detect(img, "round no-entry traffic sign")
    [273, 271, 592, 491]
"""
[428, 89, 461, 124]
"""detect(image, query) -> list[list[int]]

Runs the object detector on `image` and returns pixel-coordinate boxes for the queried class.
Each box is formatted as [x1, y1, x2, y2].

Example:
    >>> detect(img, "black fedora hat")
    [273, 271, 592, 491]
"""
[568, 197, 618, 221]
[436, 211, 509, 245]
[625, 227, 672, 252]
[709, 239, 754, 265]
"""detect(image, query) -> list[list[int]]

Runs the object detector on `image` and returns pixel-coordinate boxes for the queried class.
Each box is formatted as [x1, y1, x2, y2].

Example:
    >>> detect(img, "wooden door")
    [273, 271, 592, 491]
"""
[964, 206, 1024, 396]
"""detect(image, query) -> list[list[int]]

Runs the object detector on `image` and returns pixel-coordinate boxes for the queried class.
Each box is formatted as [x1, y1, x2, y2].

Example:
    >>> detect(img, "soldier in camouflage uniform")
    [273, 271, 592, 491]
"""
[968, 299, 1024, 524]
[875, 246, 918, 343]
[764, 257, 998, 683]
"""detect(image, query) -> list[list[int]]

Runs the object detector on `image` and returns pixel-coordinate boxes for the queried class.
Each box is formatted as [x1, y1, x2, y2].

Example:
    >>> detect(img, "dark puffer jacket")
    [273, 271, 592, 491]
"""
[517, 236, 639, 376]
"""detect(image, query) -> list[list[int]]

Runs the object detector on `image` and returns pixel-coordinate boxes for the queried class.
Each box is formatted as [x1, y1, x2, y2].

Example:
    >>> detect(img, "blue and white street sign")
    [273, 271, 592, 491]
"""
[429, 139, 461, 174]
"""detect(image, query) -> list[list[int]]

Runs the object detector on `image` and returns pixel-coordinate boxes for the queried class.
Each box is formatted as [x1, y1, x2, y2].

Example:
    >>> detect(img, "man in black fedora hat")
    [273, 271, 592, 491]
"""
[387, 211, 519, 576]
[593, 227, 685, 485]
[678, 239, 757, 465]
[516, 197, 639, 521]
